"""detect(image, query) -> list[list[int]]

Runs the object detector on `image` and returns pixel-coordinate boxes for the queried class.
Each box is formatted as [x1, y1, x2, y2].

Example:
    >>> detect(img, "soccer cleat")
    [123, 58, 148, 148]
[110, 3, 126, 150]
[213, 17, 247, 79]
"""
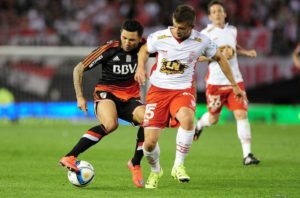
[171, 164, 190, 183]
[243, 153, 260, 165]
[59, 156, 79, 172]
[145, 168, 163, 189]
[193, 126, 204, 141]
[127, 160, 144, 188]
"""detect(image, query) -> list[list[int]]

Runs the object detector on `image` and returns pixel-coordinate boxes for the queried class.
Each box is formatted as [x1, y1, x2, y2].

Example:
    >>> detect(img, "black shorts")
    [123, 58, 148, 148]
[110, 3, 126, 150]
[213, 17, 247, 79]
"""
[94, 91, 143, 125]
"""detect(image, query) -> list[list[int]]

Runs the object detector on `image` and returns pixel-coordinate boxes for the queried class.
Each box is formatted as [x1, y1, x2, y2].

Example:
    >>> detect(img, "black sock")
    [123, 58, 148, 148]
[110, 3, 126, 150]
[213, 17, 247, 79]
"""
[131, 127, 144, 166]
[66, 124, 108, 157]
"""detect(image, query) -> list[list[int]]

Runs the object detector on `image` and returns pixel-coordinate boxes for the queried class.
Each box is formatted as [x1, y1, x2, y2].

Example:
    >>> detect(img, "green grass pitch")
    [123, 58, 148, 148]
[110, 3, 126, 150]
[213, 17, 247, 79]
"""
[0, 120, 299, 198]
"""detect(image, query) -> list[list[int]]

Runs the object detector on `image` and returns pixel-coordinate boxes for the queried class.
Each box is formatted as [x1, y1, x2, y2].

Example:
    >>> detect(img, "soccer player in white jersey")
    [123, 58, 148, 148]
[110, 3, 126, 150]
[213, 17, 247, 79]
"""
[194, 0, 260, 166]
[135, 4, 244, 189]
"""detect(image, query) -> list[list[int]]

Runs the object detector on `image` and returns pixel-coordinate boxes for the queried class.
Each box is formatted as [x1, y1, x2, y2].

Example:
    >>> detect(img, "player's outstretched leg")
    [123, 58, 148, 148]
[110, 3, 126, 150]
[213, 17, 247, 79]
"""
[128, 127, 144, 188]
[59, 125, 109, 172]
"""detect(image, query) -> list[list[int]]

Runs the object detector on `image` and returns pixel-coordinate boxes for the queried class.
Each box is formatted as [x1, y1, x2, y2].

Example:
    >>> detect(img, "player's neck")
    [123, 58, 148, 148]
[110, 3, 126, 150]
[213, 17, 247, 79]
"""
[170, 29, 191, 43]
[213, 22, 225, 29]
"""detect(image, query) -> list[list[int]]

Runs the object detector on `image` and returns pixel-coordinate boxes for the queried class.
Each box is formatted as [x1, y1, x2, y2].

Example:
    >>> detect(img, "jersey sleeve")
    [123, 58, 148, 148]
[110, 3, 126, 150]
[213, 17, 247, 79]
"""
[204, 39, 218, 59]
[146, 33, 158, 53]
[82, 41, 119, 71]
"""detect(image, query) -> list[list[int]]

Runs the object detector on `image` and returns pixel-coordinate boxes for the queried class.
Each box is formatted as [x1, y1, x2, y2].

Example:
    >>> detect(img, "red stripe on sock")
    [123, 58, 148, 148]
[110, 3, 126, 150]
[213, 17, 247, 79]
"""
[86, 130, 102, 139]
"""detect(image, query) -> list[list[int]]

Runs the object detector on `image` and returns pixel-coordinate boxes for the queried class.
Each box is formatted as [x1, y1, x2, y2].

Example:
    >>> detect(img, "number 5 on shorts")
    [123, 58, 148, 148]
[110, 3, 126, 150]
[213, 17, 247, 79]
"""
[144, 103, 156, 122]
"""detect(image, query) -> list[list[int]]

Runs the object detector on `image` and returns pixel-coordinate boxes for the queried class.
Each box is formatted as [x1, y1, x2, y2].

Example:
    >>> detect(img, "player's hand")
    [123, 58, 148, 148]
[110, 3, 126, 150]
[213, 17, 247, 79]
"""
[134, 66, 146, 86]
[220, 46, 234, 60]
[77, 96, 88, 114]
[246, 50, 257, 58]
[232, 85, 246, 102]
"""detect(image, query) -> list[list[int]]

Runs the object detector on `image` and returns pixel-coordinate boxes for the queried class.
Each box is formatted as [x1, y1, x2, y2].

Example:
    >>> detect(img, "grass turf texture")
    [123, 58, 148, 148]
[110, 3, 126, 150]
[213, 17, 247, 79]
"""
[0, 120, 299, 198]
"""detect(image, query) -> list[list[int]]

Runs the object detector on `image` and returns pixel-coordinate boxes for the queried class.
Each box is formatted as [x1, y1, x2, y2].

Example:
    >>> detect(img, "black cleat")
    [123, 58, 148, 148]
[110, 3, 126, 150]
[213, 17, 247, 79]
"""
[193, 127, 204, 141]
[243, 153, 260, 165]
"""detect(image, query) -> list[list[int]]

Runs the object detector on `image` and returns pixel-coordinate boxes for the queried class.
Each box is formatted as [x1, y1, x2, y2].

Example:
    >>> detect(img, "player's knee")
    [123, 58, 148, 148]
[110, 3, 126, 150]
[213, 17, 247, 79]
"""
[234, 110, 248, 120]
[102, 119, 118, 132]
[133, 106, 145, 124]
[209, 115, 219, 125]
[179, 115, 194, 130]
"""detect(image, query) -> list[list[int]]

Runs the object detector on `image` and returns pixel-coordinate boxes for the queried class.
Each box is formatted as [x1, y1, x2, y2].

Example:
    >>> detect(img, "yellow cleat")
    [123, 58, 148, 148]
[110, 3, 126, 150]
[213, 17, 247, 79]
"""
[171, 164, 190, 183]
[145, 168, 163, 189]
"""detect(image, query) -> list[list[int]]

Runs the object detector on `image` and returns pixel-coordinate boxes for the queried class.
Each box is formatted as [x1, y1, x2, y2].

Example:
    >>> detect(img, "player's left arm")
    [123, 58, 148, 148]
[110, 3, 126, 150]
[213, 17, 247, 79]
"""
[198, 55, 212, 62]
[237, 44, 257, 58]
[135, 44, 149, 85]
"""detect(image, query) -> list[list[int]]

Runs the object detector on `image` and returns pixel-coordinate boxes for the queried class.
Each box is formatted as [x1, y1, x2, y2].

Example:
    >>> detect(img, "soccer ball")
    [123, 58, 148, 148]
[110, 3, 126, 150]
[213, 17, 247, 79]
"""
[67, 160, 95, 187]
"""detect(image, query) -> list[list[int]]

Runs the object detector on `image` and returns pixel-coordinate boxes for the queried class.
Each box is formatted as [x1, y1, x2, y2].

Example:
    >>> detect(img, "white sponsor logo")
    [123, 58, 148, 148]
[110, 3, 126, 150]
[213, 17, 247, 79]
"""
[113, 64, 137, 74]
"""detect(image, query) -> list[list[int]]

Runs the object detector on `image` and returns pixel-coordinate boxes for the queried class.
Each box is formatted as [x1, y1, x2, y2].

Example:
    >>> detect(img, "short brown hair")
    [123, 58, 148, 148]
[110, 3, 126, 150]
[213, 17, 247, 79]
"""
[207, 0, 225, 14]
[172, 4, 195, 26]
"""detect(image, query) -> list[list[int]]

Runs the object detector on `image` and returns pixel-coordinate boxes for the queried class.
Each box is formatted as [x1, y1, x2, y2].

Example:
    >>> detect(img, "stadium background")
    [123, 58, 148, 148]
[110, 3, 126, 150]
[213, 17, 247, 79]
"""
[0, 0, 299, 123]
[1, 1, 300, 197]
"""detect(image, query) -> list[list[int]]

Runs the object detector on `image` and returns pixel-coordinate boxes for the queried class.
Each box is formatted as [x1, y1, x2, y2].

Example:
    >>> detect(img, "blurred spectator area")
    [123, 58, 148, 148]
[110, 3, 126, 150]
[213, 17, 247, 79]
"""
[0, 0, 299, 55]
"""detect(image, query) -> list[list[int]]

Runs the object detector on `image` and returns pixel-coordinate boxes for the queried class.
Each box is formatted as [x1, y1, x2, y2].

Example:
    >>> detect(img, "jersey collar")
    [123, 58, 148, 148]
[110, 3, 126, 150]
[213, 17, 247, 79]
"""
[207, 23, 229, 30]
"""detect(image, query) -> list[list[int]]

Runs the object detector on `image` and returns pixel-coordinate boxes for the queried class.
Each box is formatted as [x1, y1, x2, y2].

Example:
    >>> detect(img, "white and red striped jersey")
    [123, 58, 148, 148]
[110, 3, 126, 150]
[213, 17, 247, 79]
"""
[147, 27, 217, 90]
[201, 23, 243, 85]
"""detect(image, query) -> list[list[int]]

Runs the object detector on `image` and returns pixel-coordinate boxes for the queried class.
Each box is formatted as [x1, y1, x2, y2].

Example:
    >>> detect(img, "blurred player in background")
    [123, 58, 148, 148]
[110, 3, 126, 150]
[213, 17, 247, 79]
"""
[0, 87, 18, 123]
[292, 43, 300, 69]
[135, 4, 244, 189]
[59, 20, 145, 188]
[194, 0, 260, 165]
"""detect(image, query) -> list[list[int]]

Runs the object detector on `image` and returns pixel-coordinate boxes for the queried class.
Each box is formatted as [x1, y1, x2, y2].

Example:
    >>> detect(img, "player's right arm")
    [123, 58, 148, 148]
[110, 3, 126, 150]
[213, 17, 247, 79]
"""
[73, 41, 118, 113]
[135, 44, 149, 86]
[212, 50, 244, 100]
[73, 62, 87, 113]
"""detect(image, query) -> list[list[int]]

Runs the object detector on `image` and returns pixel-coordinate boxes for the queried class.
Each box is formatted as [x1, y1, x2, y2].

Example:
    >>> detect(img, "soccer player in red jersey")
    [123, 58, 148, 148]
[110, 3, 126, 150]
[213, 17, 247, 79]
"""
[59, 20, 145, 188]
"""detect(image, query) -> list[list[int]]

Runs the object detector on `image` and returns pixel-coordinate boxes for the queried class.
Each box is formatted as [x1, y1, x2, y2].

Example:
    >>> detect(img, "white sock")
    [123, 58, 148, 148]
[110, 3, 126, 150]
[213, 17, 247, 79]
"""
[174, 127, 194, 168]
[143, 143, 161, 173]
[237, 119, 252, 158]
[196, 112, 212, 130]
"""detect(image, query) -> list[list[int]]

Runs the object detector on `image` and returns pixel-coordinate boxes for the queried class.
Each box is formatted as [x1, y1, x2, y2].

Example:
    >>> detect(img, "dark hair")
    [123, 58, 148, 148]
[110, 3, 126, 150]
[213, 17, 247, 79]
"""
[121, 19, 144, 37]
[172, 4, 195, 26]
[207, 0, 225, 14]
